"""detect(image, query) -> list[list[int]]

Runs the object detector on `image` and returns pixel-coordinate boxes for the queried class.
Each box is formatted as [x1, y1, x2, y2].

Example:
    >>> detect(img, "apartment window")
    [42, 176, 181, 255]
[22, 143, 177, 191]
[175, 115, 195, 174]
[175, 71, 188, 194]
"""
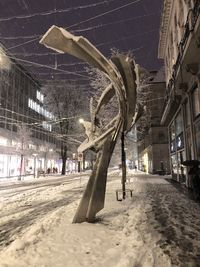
[192, 86, 200, 118]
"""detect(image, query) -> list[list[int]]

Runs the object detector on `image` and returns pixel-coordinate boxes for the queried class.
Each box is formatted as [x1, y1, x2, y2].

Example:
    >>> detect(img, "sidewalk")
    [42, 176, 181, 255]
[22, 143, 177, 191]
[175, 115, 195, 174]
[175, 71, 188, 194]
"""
[126, 169, 200, 203]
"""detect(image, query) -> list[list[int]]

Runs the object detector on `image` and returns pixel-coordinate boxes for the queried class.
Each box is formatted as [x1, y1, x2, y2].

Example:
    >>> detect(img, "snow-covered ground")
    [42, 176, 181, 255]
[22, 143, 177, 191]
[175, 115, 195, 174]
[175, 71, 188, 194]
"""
[0, 171, 200, 266]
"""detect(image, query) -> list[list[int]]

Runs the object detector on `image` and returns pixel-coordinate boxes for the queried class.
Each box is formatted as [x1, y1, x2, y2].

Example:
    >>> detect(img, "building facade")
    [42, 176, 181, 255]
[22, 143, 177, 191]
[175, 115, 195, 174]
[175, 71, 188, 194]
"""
[158, 0, 200, 186]
[0, 46, 60, 178]
[137, 69, 170, 174]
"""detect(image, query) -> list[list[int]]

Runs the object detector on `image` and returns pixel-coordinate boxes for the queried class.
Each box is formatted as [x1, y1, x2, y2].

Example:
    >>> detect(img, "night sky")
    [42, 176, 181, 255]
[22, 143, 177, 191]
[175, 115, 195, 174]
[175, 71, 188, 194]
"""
[0, 0, 164, 87]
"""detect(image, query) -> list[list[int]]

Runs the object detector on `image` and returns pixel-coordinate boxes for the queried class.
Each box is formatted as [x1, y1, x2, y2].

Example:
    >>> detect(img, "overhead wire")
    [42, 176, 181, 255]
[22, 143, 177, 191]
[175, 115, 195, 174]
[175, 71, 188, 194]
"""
[5, 0, 143, 50]
[5, 54, 90, 79]
[8, 37, 40, 50]
[0, 11, 159, 41]
[0, 115, 83, 144]
[96, 29, 158, 47]
[1, 0, 158, 85]
[0, 0, 115, 22]
[66, 0, 142, 30]
[0, 106, 89, 128]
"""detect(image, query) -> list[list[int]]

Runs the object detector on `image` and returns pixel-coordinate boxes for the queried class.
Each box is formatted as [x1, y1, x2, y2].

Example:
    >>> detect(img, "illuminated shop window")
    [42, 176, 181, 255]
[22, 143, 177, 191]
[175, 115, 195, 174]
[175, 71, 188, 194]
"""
[0, 137, 7, 146]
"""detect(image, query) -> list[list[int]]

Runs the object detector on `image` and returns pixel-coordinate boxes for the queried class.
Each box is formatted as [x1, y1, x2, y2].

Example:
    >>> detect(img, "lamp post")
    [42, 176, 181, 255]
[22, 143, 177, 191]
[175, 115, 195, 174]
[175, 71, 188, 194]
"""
[33, 153, 38, 178]
[78, 118, 85, 172]
[121, 132, 127, 199]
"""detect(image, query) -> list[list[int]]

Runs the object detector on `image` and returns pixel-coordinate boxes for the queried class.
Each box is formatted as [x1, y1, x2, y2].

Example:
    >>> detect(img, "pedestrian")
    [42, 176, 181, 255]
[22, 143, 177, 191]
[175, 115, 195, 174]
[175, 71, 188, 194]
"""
[134, 165, 137, 171]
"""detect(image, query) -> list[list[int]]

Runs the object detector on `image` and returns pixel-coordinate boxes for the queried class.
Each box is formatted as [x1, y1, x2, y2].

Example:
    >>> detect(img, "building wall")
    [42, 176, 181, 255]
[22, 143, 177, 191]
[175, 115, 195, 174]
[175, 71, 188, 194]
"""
[158, 0, 200, 186]
[0, 47, 59, 178]
[138, 128, 170, 174]
[137, 72, 170, 174]
[159, 0, 196, 84]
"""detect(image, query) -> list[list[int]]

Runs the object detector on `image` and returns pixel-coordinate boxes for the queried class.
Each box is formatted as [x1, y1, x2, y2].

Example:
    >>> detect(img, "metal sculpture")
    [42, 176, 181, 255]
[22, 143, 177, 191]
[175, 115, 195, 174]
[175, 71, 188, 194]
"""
[40, 26, 140, 223]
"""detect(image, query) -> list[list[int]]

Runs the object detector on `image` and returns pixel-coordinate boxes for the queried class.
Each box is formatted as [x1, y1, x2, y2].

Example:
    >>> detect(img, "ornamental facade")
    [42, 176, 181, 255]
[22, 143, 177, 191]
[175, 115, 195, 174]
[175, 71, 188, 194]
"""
[158, 0, 200, 186]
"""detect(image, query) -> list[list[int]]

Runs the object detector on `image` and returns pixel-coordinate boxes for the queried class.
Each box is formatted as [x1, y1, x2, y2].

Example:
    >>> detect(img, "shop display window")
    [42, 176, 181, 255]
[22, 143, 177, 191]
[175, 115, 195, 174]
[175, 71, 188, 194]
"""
[175, 112, 184, 135]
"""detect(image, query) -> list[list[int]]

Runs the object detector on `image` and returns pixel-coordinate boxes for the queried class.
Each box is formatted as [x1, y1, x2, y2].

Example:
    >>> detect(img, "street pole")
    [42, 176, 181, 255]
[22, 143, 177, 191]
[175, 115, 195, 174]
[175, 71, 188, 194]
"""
[19, 154, 23, 181]
[33, 154, 38, 178]
[78, 161, 81, 173]
[121, 131, 126, 199]
[34, 156, 36, 178]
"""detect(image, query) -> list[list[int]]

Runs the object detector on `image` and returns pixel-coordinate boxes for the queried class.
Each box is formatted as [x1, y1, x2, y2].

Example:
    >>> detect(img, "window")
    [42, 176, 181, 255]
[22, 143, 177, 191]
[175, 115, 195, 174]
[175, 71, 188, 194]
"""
[42, 121, 52, 132]
[176, 132, 184, 151]
[175, 112, 184, 135]
[28, 98, 55, 120]
[170, 121, 176, 141]
[36, 90, 44, 103]
[192, 86, 200, 118]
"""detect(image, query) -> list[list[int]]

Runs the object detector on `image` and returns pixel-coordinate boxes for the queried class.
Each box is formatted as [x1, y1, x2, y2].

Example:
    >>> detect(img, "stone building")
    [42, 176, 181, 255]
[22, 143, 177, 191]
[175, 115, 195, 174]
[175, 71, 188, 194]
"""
[137, 69, 170, 174]
[158, 0, 200, 186]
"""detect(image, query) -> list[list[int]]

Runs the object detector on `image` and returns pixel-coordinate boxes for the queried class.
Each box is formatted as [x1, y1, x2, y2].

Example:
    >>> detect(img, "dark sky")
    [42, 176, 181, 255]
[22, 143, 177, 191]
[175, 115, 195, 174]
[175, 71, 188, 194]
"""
[0, 0, 163, 86]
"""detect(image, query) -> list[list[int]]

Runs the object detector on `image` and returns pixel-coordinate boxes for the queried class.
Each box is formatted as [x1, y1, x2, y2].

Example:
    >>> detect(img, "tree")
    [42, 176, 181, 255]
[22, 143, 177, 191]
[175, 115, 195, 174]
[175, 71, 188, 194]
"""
[85, 66, 119, 128]
[42, 81, 87, 175]
[16, 123, 33, 180]
[135, 67, 153, 141]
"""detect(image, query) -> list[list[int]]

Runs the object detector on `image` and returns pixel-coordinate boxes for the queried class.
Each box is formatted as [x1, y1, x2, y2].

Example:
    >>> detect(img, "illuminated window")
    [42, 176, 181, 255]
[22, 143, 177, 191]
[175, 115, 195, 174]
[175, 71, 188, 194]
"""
[0, 137, 7, 146]
[28, 98, 55, 120]
[36, 91, 44, 103]
[42, 121, 52, 132]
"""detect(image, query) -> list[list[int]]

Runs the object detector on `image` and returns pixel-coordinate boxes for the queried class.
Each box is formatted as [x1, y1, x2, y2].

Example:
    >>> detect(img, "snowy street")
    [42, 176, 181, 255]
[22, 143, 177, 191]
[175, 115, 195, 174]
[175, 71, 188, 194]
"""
[0, 173, 89, 249]
[1, 171, 200, 266]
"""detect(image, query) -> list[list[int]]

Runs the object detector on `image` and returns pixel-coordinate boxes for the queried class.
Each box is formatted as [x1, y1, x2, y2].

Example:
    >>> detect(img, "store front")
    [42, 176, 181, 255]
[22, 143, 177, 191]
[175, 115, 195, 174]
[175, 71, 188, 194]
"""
[169, 111, 186, 183]
[0, 154, 21, 178]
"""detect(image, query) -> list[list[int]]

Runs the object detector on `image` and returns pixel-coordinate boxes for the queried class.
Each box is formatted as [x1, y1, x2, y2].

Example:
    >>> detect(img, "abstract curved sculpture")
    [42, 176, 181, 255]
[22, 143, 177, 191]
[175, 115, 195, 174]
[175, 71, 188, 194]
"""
[40, 26, 140, 223]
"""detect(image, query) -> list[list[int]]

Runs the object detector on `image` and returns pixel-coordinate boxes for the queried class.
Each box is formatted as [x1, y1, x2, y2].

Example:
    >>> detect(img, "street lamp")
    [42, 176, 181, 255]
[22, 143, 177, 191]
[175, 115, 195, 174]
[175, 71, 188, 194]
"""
[78, 118, 85, 172]
[79, 118, 84, 124]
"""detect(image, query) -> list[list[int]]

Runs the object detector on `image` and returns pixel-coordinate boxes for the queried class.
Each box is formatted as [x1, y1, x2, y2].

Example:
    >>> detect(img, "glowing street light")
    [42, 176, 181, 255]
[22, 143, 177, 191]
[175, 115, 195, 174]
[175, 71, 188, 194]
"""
[79, 118, 84, 124]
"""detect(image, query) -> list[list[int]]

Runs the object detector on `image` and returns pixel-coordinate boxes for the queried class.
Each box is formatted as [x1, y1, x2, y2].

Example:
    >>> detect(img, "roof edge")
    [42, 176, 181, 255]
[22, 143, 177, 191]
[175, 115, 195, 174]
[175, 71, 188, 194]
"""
[158, 0, 173, 59]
